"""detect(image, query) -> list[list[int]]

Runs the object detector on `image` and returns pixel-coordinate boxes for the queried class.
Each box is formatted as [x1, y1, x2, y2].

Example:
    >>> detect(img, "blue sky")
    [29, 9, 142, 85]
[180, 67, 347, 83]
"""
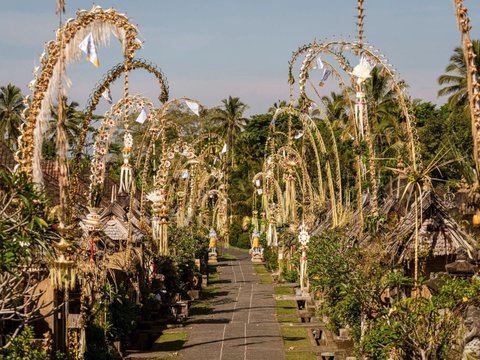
[0, 0, 479, 115]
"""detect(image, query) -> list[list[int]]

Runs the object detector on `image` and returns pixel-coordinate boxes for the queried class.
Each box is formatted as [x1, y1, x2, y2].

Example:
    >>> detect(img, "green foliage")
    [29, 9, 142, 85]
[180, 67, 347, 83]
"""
[260, 233, 279, 271]
[0, 326, 48, 360]
[0, 83, 25, 150]
[308, 230, 403, 344]
[0, 168, 56, 273]
[438, 40, 480, 109]
[308, 229, 480, 358]
[360, 282, 468, 359]
[105, 283, 141, 344]
[229, 221, 250, 249]
[281, 265, 298, 283]
[85, 282, 141, 360]
[42, 98, 86, 160]
[415, 100, 473, 185]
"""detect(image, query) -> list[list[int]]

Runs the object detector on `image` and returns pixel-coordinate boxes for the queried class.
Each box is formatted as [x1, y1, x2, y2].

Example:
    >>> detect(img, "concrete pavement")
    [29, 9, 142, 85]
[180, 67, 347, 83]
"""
[182, 248, 285, 360]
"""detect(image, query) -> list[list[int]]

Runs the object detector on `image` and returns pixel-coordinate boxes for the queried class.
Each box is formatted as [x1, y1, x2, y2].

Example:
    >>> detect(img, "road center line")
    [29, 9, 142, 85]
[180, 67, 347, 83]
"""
[219, 323, 227, 360]
[247, 283, 254, 324]
[244, 322, 247, 360]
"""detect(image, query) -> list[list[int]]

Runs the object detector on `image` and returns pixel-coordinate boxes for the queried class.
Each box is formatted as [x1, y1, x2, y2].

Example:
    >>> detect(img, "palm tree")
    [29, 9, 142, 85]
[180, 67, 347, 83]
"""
[364, 67, 401, 153]
[268, 100, 288, 115]
[0, 84, 25, 150]
[43, 98, 84, 159]
[438, 40, 480, 109]
[212, 96, 248, 173]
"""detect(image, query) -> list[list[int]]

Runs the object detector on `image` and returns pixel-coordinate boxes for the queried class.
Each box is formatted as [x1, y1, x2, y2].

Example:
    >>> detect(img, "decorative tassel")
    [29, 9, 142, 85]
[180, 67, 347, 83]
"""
[147, 189, 169, 255]
[152, 216, 160, 241]
[186, 205, 193, 225]
[252, 210, 259, 231]
[177, 205, 186, 228]
[159, 221, 169, 255]
[354, 91, 366, 139]
[119, 131, 133, 194]
[284, 171, 296, 224]
[50, 255, 76, 290]
[223, 222, 230, 249]
[217, 203, 227, 236]
[267, 221, 277, 247]
[260, 211, 266, 234]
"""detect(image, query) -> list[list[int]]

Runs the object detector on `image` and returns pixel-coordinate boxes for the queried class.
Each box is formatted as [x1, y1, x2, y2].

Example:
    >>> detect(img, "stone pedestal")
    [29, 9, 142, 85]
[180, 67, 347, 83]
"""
[208, 252, 217, 264]
[250, 247, 264, 263]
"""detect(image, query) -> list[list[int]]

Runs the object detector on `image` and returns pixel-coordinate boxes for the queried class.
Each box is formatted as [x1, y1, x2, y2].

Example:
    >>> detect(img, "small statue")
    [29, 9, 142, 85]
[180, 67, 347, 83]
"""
[208, 229, 218, 264]
[208, 229, 217, 253]
[250, 230, 263, 263]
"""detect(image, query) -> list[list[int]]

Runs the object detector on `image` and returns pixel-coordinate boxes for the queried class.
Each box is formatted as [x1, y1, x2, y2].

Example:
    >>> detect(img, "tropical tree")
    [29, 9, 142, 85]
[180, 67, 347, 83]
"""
[43, 98, 85, 159]
[211, 96, 248, 173]
[267, 99, 287, 115]
[364, 67, 402, 153]
[0, 168, 57, 349]
[0, 84, 25, 150]
[438, 40, 480, 110]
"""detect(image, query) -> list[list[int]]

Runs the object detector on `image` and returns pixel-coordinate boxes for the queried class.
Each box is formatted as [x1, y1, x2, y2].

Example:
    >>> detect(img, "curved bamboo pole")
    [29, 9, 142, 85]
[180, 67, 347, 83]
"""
[18, 6, 142, 184]
[71, 59, 169, 194]
[289, 39, 420, 230]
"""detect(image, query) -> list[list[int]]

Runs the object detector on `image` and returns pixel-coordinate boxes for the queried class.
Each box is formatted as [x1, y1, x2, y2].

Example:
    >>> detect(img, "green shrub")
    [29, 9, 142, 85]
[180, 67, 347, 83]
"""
[282, 266, 298, 283]
[0, 326, 48, 360]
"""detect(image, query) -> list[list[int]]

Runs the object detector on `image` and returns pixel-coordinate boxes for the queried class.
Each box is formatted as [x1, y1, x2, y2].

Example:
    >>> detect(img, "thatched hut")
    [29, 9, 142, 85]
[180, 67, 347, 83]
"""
[386, 190, 478, 277]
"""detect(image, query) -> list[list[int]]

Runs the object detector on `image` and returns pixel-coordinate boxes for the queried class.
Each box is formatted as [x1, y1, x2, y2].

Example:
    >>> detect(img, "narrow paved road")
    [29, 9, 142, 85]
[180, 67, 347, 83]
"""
[182, 248, 285, 360]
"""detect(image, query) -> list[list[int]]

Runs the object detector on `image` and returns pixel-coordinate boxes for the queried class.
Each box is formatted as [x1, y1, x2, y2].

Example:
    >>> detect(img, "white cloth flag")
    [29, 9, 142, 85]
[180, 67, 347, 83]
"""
[79, 33, 99, 67]
[220, 143, 227, 157]
[102, 88, 112, 104]
[314, 55, 324, 70]
[351, 55, 375, 85]
[181, 170, 189, 179]
[135, 108, 147, 124]
[255, 179, 261, 187]
[294, 132, 304, 139]
[185, 100, 200, 116]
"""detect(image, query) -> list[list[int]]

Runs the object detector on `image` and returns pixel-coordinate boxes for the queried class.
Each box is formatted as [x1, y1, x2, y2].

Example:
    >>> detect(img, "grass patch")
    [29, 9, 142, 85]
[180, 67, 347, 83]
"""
[188, 300, 212, 317]
[275, 286, 293, 296]
[253, 264, 273, 284]
[281, 326, 311, 349]
[277, 314, 299, 323]
[276, 300, 297, 315]
[208, 268, 220, 285]
[219, 253, 237, 261]
[286, 351, 317, 360]
[226, 246, 249, 253]
[276, 299, 299, 323]
[151, 330, 187, 352]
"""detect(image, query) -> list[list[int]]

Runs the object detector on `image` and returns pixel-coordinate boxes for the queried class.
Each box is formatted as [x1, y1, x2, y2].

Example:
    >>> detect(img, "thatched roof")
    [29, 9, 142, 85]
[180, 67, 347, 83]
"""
[99, 200, 145, 242]
[386, 190, 478, 262]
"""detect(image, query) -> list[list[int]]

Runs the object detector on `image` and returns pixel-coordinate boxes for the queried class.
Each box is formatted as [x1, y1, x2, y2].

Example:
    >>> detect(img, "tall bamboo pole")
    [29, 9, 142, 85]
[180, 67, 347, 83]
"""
[453, 0, 480, 186]
[357, 0, 378, 216]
